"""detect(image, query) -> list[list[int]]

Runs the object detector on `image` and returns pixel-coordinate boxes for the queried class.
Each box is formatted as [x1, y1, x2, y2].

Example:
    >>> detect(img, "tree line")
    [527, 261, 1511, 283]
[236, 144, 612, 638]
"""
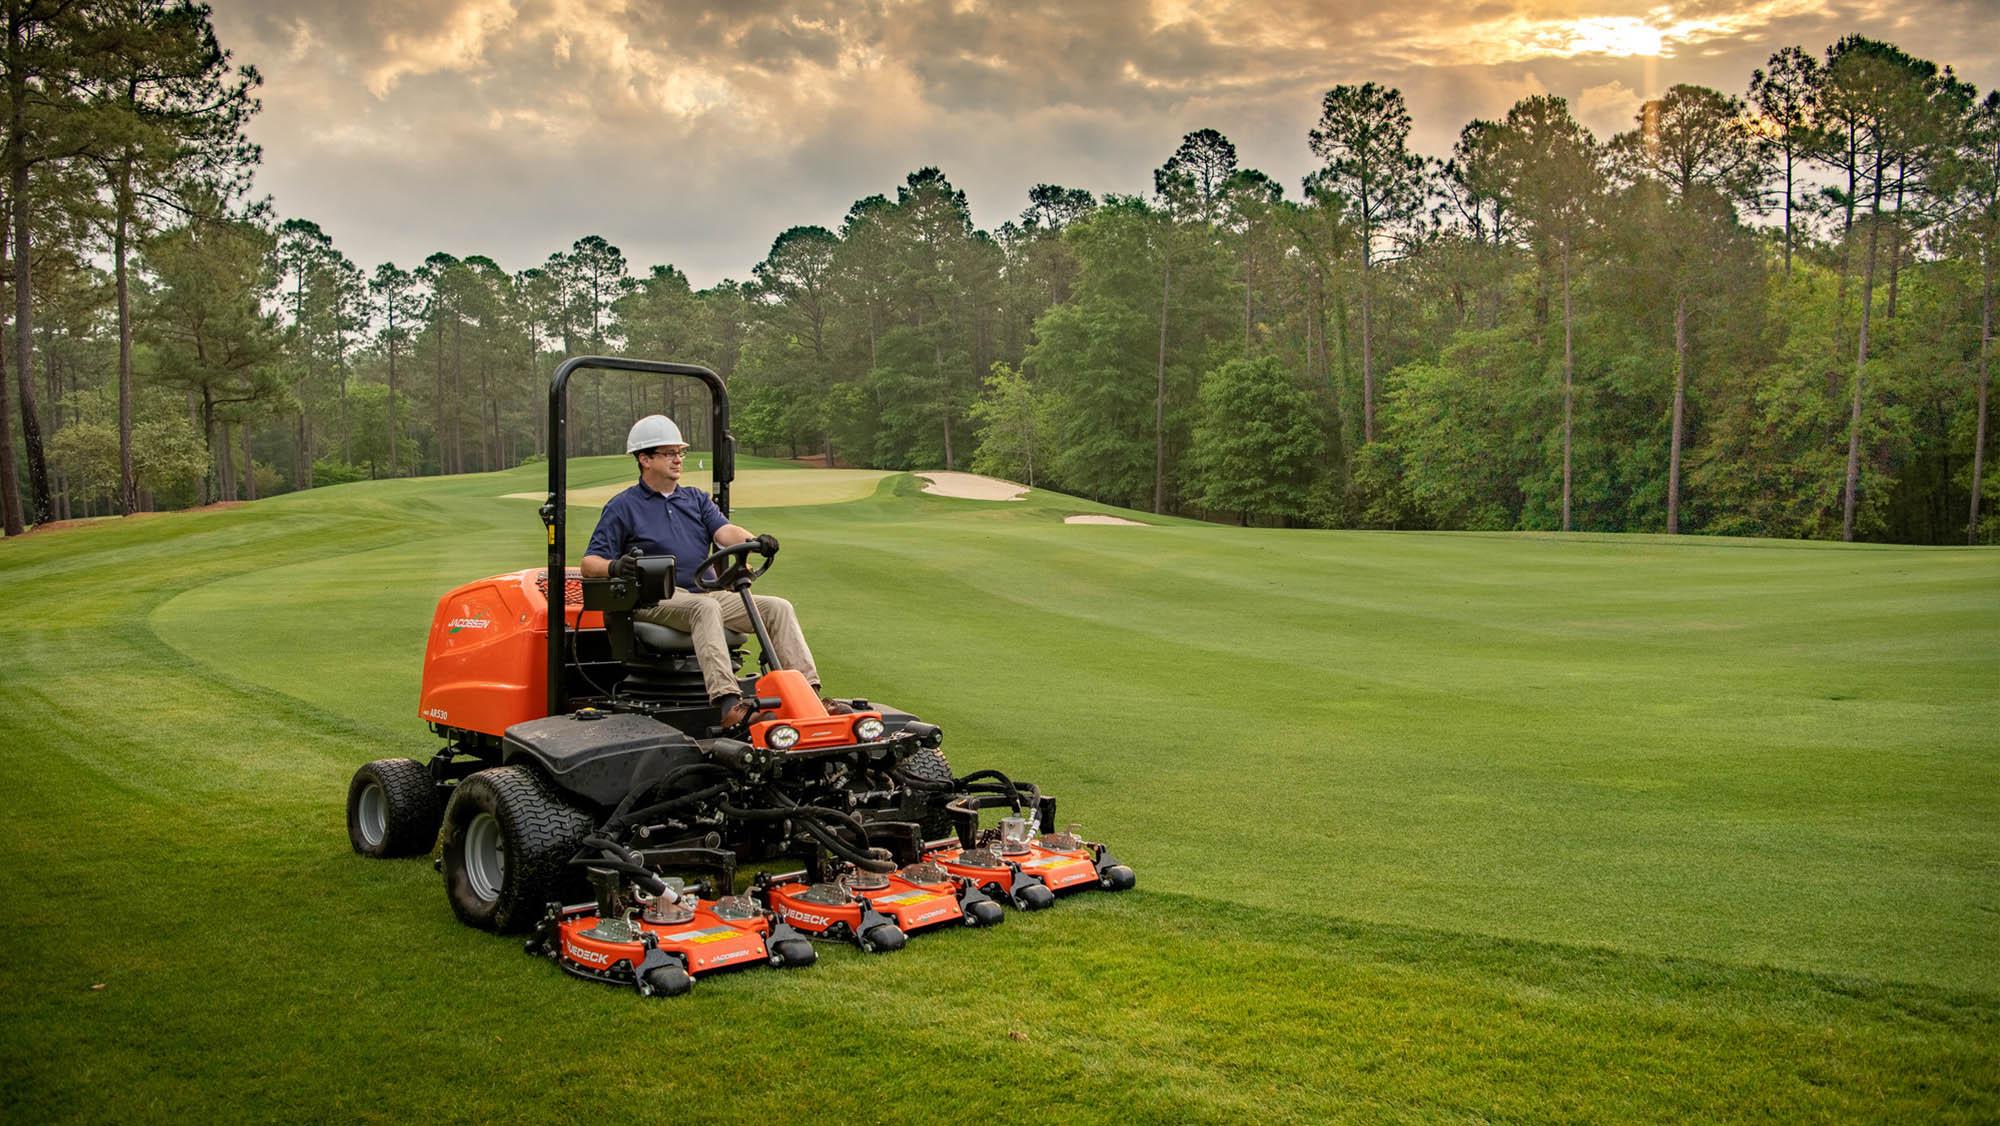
[1, 11, 1994, 544]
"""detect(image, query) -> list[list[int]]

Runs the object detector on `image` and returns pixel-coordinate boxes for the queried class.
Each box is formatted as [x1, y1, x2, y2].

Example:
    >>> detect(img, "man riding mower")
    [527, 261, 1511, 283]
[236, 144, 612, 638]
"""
[344, 356, 1133, 996]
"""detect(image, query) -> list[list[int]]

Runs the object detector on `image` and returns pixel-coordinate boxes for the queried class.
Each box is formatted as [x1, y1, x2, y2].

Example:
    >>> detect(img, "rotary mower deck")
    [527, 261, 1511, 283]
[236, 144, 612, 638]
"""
[345, 356, 1134, 996]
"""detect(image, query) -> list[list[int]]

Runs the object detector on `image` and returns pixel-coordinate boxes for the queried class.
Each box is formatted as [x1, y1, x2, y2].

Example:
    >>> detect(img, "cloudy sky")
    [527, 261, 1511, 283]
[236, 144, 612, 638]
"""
[209, 0, 2000, 287]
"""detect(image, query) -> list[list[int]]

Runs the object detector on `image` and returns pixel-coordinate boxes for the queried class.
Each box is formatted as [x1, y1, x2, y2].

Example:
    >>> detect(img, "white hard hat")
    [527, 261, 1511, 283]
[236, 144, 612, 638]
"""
[626, 414, 685, 453]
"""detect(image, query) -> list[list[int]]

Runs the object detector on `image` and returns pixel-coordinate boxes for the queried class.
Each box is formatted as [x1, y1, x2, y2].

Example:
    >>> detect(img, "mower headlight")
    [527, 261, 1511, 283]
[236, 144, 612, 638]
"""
[766, 724, 801, 750]
[855, 717, 886, 742]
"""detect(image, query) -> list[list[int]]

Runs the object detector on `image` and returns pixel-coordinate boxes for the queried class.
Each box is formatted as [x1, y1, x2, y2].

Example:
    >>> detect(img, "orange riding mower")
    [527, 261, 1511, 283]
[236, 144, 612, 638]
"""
[346, 357, 1134, 999]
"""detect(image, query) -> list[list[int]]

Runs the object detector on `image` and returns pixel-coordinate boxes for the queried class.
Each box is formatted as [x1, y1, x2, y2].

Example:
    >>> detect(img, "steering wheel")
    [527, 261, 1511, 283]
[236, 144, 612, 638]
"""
[693, 539, 776, 592]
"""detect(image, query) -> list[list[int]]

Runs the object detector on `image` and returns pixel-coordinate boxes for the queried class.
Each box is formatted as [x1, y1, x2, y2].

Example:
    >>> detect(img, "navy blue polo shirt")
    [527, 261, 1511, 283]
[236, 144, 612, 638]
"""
[585, 480, 729, 592]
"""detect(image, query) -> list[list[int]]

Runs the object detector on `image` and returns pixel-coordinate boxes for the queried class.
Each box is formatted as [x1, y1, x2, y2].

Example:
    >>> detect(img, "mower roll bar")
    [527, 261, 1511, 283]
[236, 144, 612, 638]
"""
[544, 355, 735, 716]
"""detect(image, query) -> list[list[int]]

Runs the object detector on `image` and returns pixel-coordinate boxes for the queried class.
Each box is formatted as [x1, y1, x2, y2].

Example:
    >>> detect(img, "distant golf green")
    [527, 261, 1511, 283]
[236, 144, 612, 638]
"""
[2, 455, 1995, 1121]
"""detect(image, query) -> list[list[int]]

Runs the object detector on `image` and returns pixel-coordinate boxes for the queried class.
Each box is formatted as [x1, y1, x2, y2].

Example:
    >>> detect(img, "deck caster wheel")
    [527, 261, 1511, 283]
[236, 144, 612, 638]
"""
[1099, 865, 1136, 891]
[858, 923, 906, 953]
[641, 964, 693, 998]
[964, 899, 1005, 927]
[1013, 883, 1056, 911]
[771, 938, 817, 968]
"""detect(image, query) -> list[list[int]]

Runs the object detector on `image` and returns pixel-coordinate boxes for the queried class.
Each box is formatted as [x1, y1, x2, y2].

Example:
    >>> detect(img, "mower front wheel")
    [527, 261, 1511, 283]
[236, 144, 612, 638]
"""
[441, 766, 592, 933]
[1011, 880, 1056, 911]
[858, 923, 907, 953]
[641, 964, 693, 998]
[347, 758, 443, 859]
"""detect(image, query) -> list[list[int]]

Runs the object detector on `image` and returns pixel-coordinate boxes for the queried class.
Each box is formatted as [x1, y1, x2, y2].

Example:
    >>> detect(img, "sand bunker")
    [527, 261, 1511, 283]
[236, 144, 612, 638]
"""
[504, 468, 893, 508]
[915, 472, 1028, 501]
[1064, 514, 1148, 526]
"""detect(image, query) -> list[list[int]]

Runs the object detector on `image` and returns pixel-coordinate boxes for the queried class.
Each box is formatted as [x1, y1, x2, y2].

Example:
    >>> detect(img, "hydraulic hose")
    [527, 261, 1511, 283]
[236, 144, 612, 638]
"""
[719, 787, 896, 873]
[572, 835, 668, 895]
[606, 762, 733, 829]
[794, 816, 895, 872]
[610, 781, 735, 831]
[953, 769, 1025, 806]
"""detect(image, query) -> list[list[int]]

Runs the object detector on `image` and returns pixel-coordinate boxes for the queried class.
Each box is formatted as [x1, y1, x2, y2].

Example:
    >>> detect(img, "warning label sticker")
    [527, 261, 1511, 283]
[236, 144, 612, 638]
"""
[669, 926, 741, 945]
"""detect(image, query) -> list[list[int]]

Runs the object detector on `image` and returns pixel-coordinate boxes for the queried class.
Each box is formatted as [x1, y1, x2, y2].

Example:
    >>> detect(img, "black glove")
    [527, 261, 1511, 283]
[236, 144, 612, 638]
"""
[613, 549, 642, 583]
[754, 533, 779, 555]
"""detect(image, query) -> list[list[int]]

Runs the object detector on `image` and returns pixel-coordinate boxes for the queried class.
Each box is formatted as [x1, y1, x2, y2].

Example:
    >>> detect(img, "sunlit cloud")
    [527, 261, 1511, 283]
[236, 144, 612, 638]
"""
[1383, 0, 1828, 66]
[365, 0, 515, 97]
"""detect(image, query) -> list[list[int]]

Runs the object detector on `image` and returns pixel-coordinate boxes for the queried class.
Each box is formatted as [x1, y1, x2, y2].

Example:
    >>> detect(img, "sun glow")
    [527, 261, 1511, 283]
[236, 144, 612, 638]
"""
[1560, 17, 1666, 57]
[1379, 1, 1826, 67]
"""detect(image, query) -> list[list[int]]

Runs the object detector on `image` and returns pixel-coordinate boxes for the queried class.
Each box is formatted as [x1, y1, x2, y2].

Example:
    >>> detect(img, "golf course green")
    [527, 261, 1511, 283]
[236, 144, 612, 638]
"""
[2, 456, 1995, 1121]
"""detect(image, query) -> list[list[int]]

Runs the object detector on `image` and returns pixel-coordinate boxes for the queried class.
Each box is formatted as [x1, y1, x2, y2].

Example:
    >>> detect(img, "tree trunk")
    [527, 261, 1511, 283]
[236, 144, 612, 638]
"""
[12, 143, 48, 524]
[385, 330, 398, 477]
[480, 359, 495, 471]
[1668, 292, 1688, 535]
[1971, 241, 1993, 545]
[201, 387, 216, 506]
[1242, 246, 1254, 354]
[1843, 195, 1886, 542]
[1360, 237, 1375, 445]
[44, 328, 61, 520]
[0, 308, 19, 535]
[115, 158, 136, 514]
[241, 418, 257, 501]
[932, 332, 954, 470]
[1782, 148, 1794, 276]
[1886, 175, 1905, 320]
[297, 412, 313, 489]
[220, 421, 237, 501]
[1561, 242, 1574, 533]
[452, 319, 465, 474]
[1154, 252, 1171, 514]
[433, 319, 445, 474]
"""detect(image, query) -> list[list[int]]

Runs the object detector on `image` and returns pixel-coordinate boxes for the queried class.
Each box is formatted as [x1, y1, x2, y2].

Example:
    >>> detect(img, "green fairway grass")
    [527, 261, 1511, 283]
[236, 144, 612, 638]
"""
[2, 456, 1995, 1121]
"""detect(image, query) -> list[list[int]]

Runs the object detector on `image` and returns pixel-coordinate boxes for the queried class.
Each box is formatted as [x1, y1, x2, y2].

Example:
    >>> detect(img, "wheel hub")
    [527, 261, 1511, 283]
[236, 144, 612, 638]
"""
[464, 811, 505, 901]
[356, 782, 386, 848]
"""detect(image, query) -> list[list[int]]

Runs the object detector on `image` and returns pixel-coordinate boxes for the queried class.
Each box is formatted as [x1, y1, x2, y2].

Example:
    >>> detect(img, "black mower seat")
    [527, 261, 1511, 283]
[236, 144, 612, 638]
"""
[633, 621, 746, 654]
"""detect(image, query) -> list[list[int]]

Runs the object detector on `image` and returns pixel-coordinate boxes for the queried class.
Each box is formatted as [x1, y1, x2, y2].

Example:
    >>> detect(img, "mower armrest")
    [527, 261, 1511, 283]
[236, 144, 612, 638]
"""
[581, 576, 636, 612]
[580, 557, 676, 613]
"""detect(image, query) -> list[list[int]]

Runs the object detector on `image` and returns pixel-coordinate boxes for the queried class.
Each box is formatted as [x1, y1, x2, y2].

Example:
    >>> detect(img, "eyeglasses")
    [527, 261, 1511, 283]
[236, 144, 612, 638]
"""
[644, 448, 687, 460]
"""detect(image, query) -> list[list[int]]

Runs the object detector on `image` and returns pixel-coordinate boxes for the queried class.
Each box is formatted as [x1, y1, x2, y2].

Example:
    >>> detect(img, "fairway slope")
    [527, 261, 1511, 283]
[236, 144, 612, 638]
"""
[3, 461, 1996, 1120]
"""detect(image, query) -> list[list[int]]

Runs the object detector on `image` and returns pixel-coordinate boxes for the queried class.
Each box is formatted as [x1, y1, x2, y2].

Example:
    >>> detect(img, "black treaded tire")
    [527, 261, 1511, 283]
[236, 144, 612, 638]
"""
[348, 758, 444, 859]
[901, 748, 957, 841]
[441, 765, 593, 933]
[901, 747, 954, 786]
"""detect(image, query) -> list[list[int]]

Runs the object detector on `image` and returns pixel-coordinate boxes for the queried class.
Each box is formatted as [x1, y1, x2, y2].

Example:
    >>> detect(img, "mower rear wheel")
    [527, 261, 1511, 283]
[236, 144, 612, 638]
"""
[347, 758, 443, 859]
[441, 766, 592, 933]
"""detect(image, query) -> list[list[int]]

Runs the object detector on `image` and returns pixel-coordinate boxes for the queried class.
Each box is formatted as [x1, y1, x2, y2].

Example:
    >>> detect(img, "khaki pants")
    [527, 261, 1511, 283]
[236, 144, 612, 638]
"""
[636, 590, 820, 701]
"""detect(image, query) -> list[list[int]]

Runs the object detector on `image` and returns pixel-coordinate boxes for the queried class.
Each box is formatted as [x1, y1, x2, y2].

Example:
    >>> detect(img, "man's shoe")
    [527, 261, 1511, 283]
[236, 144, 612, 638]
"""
[821, 697, 855, 715]
[717, 697, 755, 728]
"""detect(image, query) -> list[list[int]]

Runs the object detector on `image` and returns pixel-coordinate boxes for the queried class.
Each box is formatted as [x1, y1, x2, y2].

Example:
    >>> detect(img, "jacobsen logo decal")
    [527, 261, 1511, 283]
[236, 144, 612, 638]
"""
[563, 941, 611, 966]
[447, 616, 492, 634]
[706, 948, 752, 965]
[781, 909, 831, 929]
[911, 906, 954, 925]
